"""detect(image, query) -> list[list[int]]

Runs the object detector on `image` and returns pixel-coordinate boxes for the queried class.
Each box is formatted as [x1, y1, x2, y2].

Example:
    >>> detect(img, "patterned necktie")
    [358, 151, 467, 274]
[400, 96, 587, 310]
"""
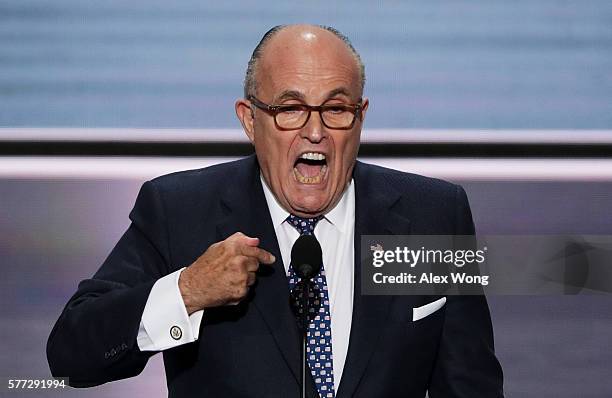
[287, 214, 335, 398]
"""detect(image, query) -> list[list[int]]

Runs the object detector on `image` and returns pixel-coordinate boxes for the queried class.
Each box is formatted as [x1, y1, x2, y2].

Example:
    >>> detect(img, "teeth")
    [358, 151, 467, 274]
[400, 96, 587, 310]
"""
[295, 173, 322, 184]
[294, 165, 328, 184]
[299, 152, 326, 161]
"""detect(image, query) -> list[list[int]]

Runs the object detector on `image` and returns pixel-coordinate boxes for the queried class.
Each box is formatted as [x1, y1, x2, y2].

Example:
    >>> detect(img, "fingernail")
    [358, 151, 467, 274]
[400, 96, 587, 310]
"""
[270, 254, 276, 262]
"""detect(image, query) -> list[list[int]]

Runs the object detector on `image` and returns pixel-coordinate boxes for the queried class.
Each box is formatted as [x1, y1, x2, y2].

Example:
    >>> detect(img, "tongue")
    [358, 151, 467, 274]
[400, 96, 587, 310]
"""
[295, 162, 323, 178]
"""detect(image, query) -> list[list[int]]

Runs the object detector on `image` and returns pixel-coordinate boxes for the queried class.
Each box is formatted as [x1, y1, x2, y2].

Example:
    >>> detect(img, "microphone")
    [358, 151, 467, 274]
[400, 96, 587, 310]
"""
[291, 235, 323, 279]
[290, 234, 323, 398]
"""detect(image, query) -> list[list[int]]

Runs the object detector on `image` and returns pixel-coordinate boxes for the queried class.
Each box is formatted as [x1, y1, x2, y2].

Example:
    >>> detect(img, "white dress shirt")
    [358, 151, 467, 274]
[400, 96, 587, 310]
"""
[137, 174, 355, 393]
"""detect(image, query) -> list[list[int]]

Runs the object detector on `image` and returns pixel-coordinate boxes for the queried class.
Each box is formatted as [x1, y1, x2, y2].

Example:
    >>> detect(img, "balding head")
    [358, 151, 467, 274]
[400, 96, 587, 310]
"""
[243, 24, 365, 99]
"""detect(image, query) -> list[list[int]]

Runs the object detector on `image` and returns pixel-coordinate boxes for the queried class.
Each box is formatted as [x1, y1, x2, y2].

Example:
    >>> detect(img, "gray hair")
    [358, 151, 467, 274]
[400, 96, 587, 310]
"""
[243, 24, 366, 99]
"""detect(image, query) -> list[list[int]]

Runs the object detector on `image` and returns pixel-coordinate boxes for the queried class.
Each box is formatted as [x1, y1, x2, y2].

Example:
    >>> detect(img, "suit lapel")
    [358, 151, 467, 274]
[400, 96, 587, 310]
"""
[337, 161, 412, 398]
[215, 156, 308, 392]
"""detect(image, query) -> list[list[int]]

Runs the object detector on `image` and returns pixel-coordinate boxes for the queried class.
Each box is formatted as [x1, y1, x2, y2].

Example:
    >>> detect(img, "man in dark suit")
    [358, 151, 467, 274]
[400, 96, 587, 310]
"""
[47, 24, 503, 397]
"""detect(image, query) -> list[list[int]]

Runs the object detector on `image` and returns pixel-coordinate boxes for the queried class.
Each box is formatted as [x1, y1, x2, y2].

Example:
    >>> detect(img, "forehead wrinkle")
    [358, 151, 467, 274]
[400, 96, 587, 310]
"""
[263, 68, 352, 91]
[267, 64, 360, 95]
[272, 51, 357, 76]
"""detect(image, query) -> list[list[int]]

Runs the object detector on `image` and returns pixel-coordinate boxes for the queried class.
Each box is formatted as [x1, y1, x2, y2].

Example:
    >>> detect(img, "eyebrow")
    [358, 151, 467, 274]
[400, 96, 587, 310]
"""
[273, 87, 354, 104]
[274, 90, 305, 102]
[325, 87, 352, 100]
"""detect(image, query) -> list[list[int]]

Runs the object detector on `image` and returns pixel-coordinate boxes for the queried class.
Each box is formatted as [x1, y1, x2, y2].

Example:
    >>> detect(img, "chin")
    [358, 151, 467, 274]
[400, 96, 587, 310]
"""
[289, 195, 329, 215]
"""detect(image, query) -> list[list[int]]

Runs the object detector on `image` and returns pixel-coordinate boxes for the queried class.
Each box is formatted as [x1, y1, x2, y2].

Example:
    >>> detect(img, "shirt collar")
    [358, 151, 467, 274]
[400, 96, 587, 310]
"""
[323, 179, 353, 233]
[260, 173, 353, 233]
[260, 174, 290, 228]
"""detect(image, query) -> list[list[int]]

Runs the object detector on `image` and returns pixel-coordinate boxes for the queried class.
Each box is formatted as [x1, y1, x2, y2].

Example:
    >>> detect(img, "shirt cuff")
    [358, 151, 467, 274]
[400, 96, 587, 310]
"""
[137, 267, 204, 351]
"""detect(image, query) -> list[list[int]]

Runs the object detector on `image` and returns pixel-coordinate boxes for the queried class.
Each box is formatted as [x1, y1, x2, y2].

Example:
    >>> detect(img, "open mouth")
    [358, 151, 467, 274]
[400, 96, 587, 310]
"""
[293, 152, 328, 185]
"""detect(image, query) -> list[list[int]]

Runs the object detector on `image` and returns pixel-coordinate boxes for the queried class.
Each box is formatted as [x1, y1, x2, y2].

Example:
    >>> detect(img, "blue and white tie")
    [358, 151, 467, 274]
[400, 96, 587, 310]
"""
[287, 214, 335, 398]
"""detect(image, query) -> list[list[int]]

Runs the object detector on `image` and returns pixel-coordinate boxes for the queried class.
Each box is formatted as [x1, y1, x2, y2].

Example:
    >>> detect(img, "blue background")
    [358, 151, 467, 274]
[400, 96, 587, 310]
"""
[1, 0, 611, 129]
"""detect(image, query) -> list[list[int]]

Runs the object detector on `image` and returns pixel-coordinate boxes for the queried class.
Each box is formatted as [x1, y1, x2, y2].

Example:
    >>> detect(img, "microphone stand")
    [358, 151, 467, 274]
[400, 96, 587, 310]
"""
[290, 235, 322, 398]
[300, 278, 311, 398]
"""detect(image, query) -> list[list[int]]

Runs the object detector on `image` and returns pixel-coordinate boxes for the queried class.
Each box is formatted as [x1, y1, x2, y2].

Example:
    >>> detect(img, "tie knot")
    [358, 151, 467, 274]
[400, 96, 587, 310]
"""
[287, 214, 323, 236]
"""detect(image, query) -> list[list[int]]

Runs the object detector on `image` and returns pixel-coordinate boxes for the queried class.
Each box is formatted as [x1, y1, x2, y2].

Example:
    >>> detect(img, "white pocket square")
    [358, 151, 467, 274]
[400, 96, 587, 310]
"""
[412, 297, 447, 321]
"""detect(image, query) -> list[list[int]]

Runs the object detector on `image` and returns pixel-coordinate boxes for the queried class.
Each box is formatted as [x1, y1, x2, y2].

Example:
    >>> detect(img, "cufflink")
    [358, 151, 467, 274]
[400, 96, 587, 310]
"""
[170, 325, 182, 340]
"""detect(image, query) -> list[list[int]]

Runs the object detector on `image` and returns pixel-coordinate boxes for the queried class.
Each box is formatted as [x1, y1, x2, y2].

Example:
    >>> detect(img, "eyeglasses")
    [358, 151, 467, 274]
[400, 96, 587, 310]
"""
[248, 95, 363, 131]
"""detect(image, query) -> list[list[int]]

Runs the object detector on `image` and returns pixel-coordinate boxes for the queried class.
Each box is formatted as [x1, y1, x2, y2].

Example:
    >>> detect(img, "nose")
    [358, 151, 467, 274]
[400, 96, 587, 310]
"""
[299, 109, 325, 144]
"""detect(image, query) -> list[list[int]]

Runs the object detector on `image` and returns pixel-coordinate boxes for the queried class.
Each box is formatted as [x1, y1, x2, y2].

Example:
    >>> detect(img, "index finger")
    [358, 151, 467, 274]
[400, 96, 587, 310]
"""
[240, 244, 276, 264]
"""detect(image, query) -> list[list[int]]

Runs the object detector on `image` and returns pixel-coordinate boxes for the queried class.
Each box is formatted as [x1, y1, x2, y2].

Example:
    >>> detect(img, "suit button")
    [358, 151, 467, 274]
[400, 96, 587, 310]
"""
[170, 325, 182, 340]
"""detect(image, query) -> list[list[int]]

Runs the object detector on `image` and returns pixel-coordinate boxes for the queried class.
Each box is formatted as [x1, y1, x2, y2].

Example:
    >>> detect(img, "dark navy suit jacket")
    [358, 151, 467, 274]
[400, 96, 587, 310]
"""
[47, 155, 503, 397]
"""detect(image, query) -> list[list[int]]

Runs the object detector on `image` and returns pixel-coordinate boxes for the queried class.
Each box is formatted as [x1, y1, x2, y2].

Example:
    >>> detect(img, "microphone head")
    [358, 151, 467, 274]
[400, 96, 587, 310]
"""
[291, 235, 323, 280]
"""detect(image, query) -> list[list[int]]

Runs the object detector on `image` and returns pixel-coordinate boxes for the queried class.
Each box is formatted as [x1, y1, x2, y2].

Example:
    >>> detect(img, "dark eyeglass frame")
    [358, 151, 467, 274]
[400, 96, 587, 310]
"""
[247, 95, 364, 131]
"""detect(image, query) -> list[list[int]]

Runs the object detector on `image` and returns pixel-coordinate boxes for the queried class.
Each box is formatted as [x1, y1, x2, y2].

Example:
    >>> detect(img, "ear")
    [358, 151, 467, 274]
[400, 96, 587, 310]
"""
[235, 98, 256, 144]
